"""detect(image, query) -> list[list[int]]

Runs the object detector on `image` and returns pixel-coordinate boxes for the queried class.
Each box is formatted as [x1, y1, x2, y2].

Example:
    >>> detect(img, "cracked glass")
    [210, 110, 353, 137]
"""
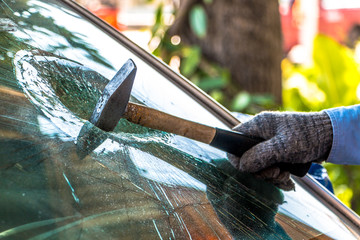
[0, 0, 359, 239]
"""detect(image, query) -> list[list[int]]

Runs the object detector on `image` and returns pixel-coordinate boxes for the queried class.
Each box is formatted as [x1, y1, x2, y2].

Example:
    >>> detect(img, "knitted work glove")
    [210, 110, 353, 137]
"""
[228, 111, 333, 191]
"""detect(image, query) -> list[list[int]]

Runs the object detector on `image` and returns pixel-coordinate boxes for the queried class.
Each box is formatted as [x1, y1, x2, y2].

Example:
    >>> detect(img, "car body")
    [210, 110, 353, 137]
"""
[280, 0, 360, 52]
[0, 0, 360, 239]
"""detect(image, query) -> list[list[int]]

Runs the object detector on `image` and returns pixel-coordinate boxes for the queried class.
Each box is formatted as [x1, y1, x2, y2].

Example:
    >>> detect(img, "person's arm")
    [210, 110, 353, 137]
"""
[325, 104, 360, 165]
[228, 109, 333, 190]
[229, 104, 360, 190]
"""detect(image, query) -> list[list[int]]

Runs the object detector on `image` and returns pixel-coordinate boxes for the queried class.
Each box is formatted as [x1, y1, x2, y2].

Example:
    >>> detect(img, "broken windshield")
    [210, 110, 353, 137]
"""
[0, 0, 359, 239]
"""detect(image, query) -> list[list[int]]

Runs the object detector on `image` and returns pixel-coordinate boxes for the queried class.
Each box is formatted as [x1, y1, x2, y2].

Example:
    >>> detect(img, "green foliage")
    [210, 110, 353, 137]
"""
[283, 35, 360, 111]
[152, 3, 164, 37]
[232, 92, 275, 113]
[324, 163, 360, 214]
[149, 1, 276, 114]
[282, 35, 360, 214]
[180, 46, 201, 75]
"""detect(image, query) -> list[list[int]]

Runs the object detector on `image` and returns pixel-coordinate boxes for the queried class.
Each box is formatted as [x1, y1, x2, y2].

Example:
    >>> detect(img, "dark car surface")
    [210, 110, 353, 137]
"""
[0, 0, 360, 239]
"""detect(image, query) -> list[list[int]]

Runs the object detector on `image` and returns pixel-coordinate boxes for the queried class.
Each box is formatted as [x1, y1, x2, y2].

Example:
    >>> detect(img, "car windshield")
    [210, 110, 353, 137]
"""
[0, 0, 359, 239]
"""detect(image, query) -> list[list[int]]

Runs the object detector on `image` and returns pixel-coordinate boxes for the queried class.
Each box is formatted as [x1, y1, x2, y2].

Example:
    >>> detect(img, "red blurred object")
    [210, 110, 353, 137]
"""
[280, 0, 360, 52]
[90, 7, 126, 31]
[279, 0, 300, 53]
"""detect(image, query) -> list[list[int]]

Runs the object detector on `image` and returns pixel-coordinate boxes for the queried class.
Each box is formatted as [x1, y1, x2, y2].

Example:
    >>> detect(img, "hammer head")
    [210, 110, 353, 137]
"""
[89, 59, 137, 131]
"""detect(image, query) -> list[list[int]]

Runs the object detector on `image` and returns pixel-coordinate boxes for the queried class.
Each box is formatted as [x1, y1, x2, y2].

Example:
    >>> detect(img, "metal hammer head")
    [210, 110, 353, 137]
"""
[89, 59, 137, 132]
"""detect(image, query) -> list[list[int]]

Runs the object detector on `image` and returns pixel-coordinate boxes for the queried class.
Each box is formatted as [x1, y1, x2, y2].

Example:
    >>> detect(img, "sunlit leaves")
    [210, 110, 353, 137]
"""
[324, 163, 360, 213]
[283, 35, 360, 111]
[151, 3, 164, 37]
[180, 46, 201, 76]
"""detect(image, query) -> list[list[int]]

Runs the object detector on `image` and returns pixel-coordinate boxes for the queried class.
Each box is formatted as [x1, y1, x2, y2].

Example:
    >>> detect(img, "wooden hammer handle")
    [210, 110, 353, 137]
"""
[123, 102, 311, 177]
[124, 102, 216, 144]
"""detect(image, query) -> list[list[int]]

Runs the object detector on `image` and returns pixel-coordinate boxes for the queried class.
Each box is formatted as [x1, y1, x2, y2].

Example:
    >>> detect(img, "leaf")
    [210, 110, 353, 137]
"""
[180, 46, 201, 76]
[231, 92, 251, 111]
[198, 77, 226, 91]
[189, 5, 207, 38]
[150, 4, 164, 37]
[210, 90, 224, 102]
[252, 94, 275, 106]
[154, 4, 163, 25]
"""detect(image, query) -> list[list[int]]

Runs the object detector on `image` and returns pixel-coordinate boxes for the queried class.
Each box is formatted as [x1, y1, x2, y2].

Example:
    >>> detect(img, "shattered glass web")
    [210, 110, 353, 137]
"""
[0, 0, 359, 239]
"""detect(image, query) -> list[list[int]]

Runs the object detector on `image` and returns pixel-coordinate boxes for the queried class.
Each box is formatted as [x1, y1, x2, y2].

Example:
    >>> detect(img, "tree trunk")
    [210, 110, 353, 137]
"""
[170, 0, 283, 103]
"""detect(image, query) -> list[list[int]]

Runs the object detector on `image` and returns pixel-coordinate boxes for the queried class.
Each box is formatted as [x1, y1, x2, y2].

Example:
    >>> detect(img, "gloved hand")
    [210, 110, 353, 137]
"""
[228, 111, 333, 190]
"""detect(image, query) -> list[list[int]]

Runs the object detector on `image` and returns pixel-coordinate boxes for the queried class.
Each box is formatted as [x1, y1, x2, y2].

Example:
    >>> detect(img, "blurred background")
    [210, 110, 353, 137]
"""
[75, 0, 360, 215]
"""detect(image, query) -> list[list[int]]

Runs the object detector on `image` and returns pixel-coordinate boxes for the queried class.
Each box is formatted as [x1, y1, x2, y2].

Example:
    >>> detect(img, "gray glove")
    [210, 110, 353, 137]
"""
[228, 111, 333, 190]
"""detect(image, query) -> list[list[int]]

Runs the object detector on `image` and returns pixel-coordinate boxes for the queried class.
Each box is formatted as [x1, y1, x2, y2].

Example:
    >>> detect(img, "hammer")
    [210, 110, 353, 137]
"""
[77, 59, 311, 177]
